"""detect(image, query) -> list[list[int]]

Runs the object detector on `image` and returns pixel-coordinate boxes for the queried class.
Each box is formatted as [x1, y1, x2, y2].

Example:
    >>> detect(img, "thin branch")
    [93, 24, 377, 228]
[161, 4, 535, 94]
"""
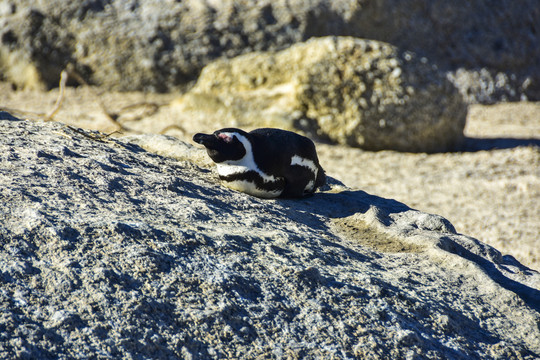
[159, 124, 187, 135]
[45, 69, 68, 121]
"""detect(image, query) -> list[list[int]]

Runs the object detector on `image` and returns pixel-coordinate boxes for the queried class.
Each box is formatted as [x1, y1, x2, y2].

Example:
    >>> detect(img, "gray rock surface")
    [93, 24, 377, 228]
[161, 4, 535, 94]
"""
[179, 37, 466, 152]
[0, 0, 538, 101]
[1, 113, 539, 359]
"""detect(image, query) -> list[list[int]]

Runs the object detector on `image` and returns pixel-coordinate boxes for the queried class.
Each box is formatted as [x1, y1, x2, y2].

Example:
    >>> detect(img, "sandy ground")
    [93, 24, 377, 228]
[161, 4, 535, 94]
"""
[1, 83, 538, 270]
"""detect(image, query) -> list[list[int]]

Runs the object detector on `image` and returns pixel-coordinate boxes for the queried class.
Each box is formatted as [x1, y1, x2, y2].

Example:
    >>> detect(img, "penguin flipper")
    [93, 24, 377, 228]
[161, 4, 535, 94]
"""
[280, 183, 308, 198]
[315, 165, 326, 189]
[280, 169, 316, 198]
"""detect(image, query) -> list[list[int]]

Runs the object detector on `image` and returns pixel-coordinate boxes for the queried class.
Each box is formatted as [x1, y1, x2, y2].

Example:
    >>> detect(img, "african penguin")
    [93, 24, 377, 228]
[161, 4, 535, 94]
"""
[193, 128, 326, 198]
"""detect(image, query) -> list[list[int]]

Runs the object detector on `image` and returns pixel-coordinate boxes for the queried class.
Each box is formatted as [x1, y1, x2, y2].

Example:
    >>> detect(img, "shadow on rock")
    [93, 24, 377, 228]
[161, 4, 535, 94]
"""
[460, 137, 540, 152]
[279, 176, 411, 221]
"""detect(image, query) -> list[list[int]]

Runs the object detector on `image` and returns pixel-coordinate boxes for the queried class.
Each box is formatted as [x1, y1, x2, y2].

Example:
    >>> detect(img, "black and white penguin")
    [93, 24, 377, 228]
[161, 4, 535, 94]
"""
[193, 128, 326, 198]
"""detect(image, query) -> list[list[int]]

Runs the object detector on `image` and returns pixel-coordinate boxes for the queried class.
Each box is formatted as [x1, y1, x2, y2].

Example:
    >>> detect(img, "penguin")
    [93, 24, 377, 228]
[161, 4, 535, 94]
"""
[193, 128, 326, 198]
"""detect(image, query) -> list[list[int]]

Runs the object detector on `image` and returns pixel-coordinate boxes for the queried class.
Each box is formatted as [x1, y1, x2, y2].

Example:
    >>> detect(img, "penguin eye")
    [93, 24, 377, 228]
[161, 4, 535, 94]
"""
[218, 133, 234, 143]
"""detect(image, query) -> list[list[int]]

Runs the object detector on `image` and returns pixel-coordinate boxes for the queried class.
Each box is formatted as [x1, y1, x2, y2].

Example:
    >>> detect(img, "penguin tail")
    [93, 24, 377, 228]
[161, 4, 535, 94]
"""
[315, 166, 326, 189]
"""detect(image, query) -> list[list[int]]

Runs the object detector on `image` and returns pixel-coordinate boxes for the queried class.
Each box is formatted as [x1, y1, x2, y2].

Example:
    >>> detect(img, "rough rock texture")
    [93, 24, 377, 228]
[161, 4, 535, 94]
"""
[0, 0, 538, 101]
[177, 37, 467, 152]
[1, 113, 539, 359]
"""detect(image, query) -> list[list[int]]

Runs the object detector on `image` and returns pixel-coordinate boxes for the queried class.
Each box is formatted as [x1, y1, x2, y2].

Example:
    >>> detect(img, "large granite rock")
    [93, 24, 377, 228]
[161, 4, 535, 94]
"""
[177, 37, 467, 152]
[0, 0, 538, 101]
[1, 113, 539, 359]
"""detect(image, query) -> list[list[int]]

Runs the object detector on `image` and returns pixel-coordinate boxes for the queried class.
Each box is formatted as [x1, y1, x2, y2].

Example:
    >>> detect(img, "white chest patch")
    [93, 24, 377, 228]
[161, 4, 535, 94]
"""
[215, 132, 284, 198]
[216, 133, 278, 182]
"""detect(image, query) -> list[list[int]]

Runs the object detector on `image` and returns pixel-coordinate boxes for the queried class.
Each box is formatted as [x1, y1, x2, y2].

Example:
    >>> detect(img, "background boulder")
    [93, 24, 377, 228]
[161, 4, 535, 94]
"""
[1, 113, 538, 359]
[179, 37, 466, 152]
[0, 0, 538, 101]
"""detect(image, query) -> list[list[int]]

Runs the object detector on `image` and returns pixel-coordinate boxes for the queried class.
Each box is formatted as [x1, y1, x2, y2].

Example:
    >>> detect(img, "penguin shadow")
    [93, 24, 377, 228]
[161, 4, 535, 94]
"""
[277, 176, 410, 225]
[274, 176, 412, 265]
[277, 177, 540, 312]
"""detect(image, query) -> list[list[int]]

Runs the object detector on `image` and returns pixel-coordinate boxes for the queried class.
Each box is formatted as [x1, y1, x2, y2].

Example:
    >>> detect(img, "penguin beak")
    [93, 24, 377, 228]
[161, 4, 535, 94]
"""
[193, 133, 218, 148]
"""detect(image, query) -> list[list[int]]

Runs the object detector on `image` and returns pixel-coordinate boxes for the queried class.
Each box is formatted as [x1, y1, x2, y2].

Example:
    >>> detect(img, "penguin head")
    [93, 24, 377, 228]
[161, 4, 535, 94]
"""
[193, 128, 249, 163]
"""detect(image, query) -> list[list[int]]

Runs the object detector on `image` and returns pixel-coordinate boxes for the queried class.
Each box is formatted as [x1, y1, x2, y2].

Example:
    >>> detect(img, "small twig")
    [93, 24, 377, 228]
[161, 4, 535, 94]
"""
[159, 124, 187, 135]
[120, 102, 159, 114]
[66, 125, 121, 142]
[116, 102, 160, 124]
[105, 130, 122, 137]
[45, 69, 68, 121]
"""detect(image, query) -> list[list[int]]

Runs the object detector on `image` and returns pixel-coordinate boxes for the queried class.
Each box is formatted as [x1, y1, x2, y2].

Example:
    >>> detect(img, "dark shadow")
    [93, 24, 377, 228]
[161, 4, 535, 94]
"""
[0, 111, 21, 121]
[277, 187, 411, 226]
[458, 136, 540, 152]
